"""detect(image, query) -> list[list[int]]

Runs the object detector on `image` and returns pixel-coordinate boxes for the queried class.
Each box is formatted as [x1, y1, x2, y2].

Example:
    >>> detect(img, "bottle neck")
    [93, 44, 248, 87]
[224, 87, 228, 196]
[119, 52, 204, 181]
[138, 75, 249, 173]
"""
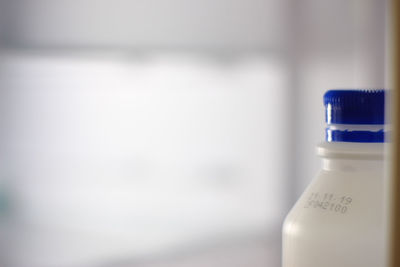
[317, 142, 384, 172]
[321, 158, 383, 172]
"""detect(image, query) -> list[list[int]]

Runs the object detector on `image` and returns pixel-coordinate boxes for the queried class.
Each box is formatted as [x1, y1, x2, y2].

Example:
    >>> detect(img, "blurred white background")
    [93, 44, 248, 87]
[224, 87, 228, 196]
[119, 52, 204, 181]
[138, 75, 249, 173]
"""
[0, 0, 386, 266]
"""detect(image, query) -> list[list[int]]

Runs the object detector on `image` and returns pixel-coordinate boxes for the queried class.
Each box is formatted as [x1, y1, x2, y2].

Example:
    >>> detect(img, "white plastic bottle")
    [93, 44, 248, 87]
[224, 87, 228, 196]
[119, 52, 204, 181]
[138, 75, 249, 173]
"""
[282, 90, 385, 267]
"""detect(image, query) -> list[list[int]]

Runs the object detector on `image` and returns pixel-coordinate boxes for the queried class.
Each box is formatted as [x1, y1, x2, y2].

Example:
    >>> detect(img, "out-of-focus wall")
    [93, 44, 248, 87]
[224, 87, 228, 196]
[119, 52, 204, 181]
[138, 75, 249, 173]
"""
[0, 0, 290, 50]
[0, 1, 293, 265]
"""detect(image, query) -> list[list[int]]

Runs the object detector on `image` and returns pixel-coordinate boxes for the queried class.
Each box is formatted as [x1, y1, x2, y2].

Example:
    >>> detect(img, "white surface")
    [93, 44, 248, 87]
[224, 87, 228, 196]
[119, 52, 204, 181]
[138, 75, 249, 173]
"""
[0, 51, 288, 267]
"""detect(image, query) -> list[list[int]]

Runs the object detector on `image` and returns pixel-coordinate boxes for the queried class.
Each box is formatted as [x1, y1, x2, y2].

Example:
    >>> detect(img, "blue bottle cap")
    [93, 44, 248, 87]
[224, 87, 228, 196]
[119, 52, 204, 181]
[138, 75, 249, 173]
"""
[323, 90, 385, 143]
[324, 90, 385, 125]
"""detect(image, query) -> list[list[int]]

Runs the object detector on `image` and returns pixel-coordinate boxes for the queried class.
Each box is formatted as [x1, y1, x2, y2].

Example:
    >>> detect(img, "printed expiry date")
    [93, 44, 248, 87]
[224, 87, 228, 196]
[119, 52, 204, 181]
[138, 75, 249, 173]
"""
[304, 192, 352, 214]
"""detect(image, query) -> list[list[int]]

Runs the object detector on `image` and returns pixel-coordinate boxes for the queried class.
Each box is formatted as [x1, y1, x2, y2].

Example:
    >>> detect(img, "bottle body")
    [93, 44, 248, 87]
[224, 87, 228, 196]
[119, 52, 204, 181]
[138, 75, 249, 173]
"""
[282, 142, 384, 267]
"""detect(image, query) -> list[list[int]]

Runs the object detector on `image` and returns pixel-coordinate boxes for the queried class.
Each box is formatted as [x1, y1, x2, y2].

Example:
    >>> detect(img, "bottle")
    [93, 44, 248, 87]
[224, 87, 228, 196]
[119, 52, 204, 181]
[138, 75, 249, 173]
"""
[282, 90, 385, 267]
